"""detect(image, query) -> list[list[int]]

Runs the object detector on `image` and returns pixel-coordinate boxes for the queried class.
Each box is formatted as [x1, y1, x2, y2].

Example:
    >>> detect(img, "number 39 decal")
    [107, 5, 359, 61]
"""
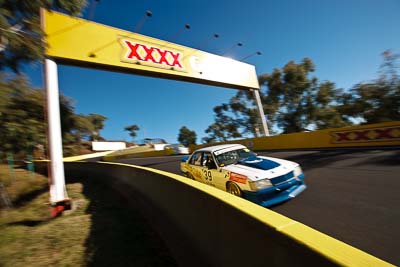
[203, 170, 212, 181]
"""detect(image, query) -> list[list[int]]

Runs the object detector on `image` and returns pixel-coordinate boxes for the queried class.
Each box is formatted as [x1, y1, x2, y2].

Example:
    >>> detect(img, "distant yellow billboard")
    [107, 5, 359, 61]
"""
[190, 121, 400, 151]
[41, 9, 260, 90]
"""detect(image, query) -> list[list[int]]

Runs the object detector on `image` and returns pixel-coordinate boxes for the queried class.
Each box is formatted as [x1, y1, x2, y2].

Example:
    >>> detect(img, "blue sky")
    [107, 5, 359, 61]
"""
[23, 0, 400, 144]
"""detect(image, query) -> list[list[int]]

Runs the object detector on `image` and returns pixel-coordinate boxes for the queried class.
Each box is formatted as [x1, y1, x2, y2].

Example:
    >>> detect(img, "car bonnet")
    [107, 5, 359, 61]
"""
[223, 156, 297, 181]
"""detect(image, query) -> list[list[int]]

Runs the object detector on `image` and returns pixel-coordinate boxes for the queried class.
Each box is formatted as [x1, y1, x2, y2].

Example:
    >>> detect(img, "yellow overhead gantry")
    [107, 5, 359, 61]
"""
[40, 9, 269, 212]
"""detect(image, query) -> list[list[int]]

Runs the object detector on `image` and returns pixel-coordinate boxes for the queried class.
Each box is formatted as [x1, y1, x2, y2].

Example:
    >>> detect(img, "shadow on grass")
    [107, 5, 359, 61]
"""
[6, 219, 47, 227]
[67, 176, 178, 267]
[12, 187, 49, 208]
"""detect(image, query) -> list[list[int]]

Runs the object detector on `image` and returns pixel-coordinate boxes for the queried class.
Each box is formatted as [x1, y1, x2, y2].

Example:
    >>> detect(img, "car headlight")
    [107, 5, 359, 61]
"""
[249, 179, 272, 191]
[293, 165, 303, 177]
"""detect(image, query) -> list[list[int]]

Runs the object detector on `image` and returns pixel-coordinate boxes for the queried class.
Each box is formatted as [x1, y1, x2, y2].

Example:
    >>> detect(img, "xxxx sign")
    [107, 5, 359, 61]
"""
[120, 38, 185, 72]
[330, 126, 400, 143]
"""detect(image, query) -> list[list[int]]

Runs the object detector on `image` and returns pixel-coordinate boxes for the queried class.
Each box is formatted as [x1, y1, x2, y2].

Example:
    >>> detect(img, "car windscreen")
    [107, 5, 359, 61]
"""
[214, 148, 257, 166]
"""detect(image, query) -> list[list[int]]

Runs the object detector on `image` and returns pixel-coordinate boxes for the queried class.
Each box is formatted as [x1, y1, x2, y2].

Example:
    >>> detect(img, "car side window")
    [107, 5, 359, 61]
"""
[202, 153, 213, 167]
[189, 152, 203, 166]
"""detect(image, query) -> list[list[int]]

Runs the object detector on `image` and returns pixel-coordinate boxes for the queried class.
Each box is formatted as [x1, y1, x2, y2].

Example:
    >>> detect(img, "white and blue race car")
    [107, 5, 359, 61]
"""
[180, 144, 306, 207]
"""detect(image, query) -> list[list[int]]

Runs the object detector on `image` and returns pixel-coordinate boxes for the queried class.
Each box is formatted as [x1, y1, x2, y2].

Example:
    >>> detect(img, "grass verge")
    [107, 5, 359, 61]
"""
[0, 164, 177, 267]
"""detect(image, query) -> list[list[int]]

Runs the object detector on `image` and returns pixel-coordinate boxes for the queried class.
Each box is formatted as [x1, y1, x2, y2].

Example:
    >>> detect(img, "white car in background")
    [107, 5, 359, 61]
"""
[170, 144, 189, 155]
[180, 144, 306, 207]
[142, 138, 189, 154]
[143, 138, 169, 151]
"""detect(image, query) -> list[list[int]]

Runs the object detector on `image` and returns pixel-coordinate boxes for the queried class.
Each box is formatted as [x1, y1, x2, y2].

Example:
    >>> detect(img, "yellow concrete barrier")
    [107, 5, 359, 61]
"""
[103, 148, 174, 161]
[63, 151, 114, 162]
[39, 161, 394, 267]
[191, 121, 400, 151]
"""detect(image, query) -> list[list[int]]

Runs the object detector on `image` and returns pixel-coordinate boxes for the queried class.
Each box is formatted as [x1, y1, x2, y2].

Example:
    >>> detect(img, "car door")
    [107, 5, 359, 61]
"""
[199, 152, 215, 186]
[188, 152, 203, 182]
[187, 151, 204, 182]
[201, 152, 227, 189]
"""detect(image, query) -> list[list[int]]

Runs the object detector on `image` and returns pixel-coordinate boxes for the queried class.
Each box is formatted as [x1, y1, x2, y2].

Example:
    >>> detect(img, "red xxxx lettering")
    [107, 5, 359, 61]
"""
[125, 41, 142, 60]
[124, 40, 182, 68]
[157, 48, 170, 65]
[142, 46, 156, 63]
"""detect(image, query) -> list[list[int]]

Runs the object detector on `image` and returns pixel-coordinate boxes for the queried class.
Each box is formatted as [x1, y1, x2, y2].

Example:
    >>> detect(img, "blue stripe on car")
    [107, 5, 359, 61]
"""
[238, 156, 280, 170]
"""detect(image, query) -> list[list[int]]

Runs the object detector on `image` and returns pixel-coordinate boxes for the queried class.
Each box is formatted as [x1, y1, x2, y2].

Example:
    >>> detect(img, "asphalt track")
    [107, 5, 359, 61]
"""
[113, 148, 400, 265]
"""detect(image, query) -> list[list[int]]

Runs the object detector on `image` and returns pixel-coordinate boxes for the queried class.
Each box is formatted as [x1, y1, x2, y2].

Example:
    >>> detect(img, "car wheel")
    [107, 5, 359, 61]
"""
[226, 182, 242, 197]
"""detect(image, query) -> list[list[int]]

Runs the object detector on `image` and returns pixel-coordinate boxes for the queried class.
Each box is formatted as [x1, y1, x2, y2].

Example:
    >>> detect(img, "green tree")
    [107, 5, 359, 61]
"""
[203, 58, 349, 141]
[178, 126, 197, 146]
[0, 0, 87, 72]
[124, 124, 140, 140]
[0, 75, 44, 155]
[259, 58, 351, 132]
[0, 0, 90, 157]
[310, 82, 352, 129]
[203, 58, 337, 142]
[87, 113, 107, 141]
[202, 104, 244, 143]
[0, 74, 78, 158]
[0, 75, 110, 158]
[273, 58, 316, 133]
[70, 114, 94, 141]
[0, 73, 13, 112]
[343, 50, 400, 123]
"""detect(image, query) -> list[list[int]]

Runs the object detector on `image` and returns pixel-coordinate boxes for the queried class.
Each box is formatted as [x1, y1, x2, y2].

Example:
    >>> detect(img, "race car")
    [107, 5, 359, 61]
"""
[180, 144, 306, 207]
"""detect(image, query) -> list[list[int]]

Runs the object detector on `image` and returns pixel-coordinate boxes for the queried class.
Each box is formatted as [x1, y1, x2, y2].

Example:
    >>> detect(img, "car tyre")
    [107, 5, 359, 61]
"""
[226, 182, 242, 197]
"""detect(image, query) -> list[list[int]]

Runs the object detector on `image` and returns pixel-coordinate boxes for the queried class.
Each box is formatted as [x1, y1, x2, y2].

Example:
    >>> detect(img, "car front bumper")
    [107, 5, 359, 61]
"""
[242, 174, 306, 207]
